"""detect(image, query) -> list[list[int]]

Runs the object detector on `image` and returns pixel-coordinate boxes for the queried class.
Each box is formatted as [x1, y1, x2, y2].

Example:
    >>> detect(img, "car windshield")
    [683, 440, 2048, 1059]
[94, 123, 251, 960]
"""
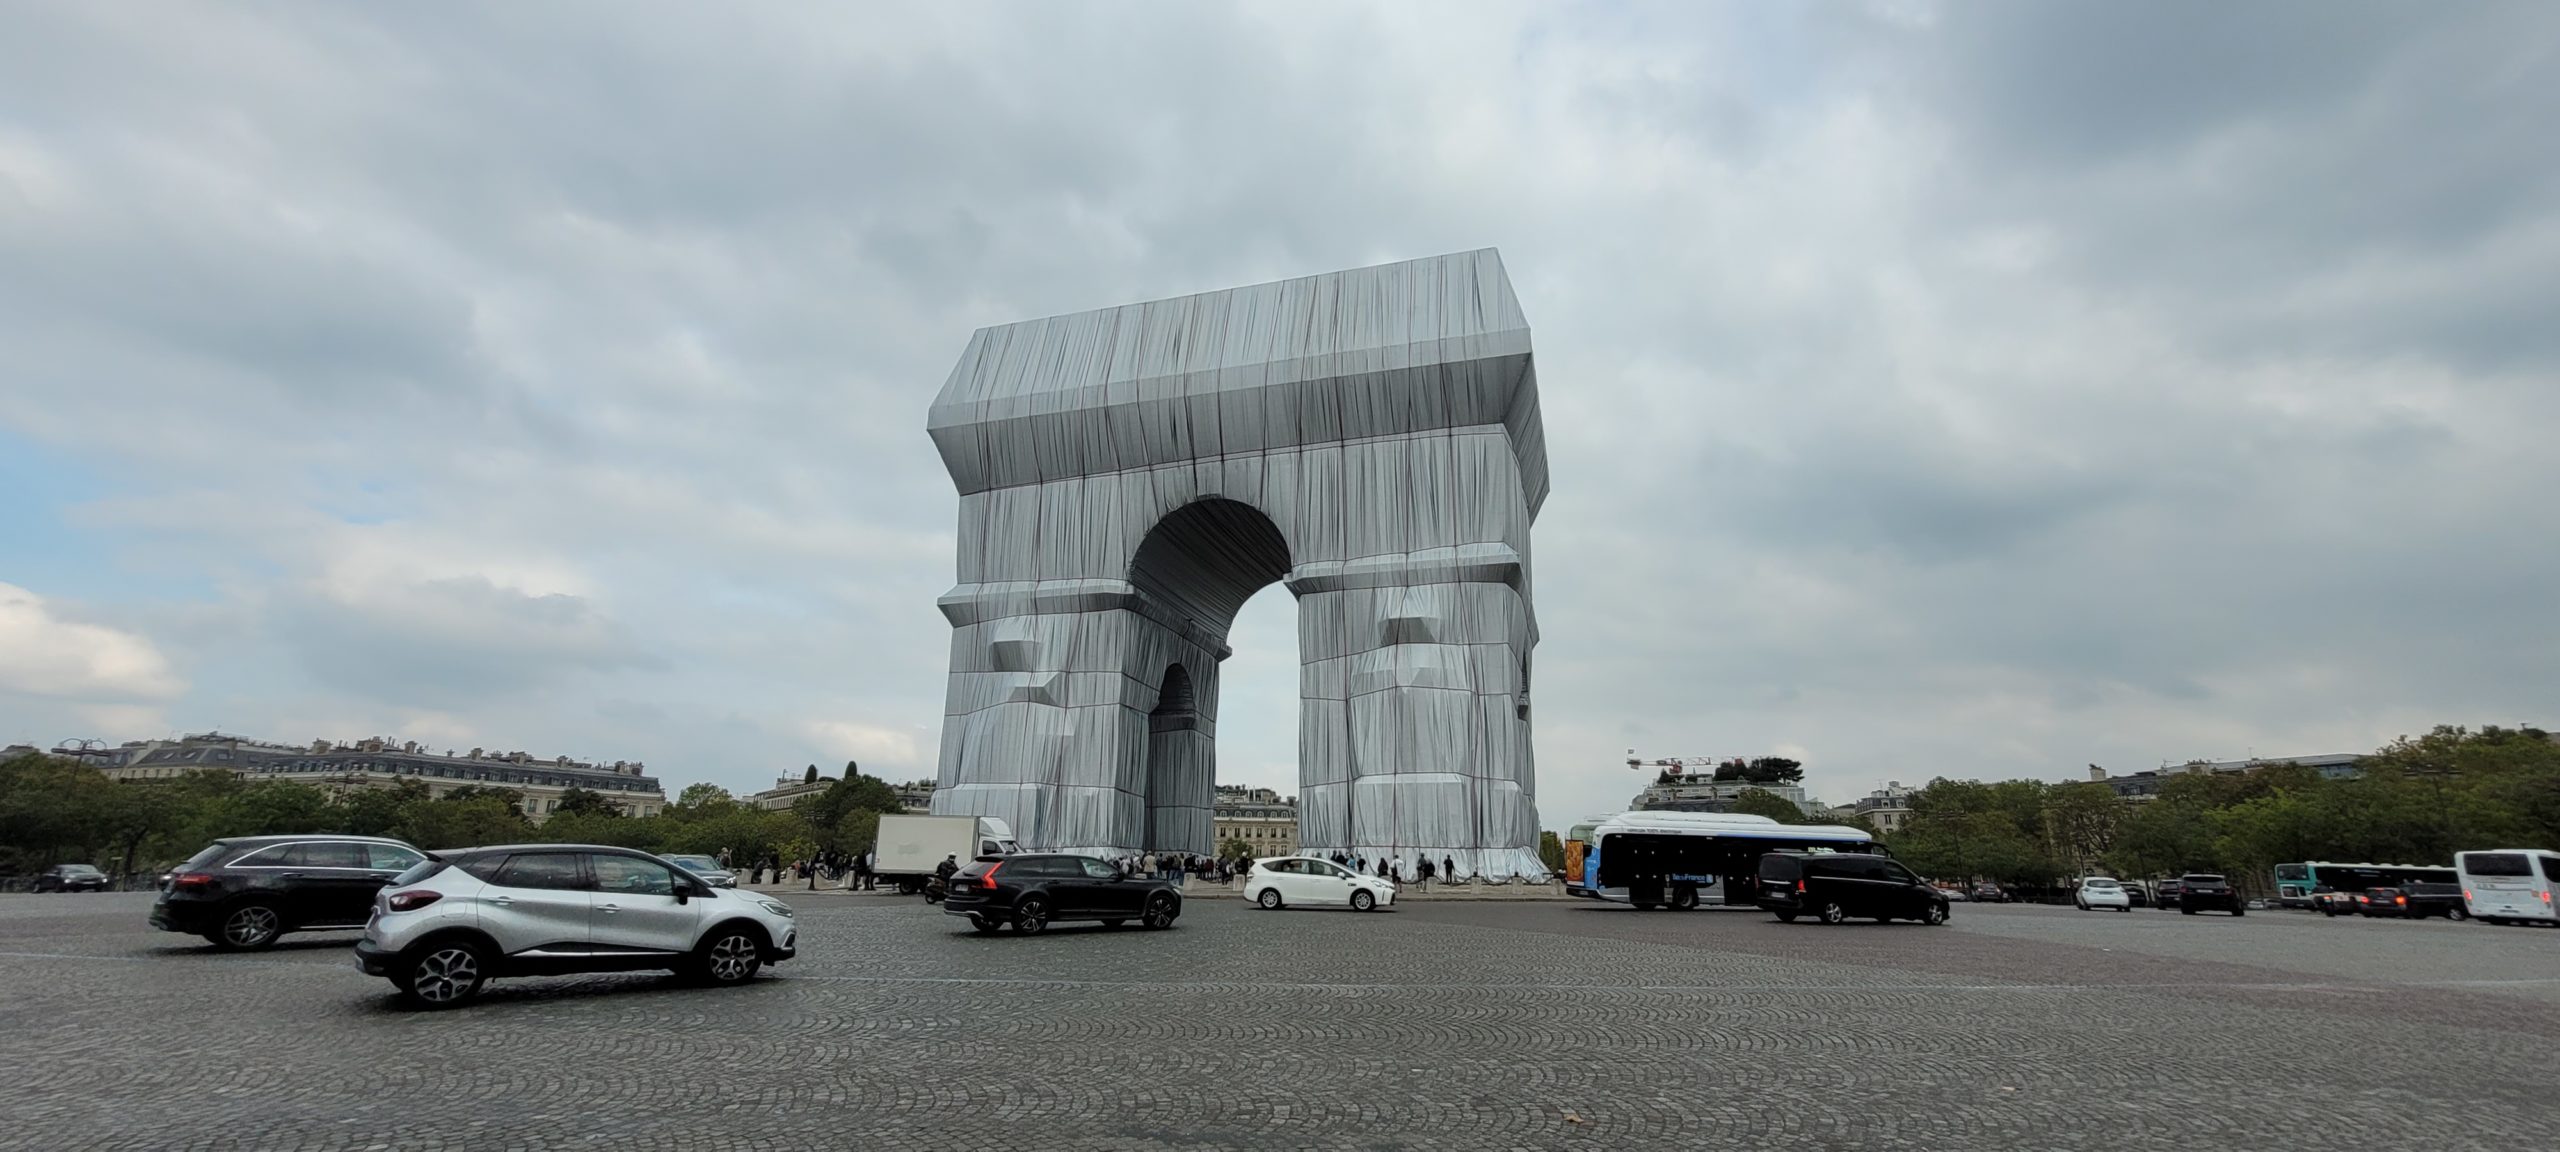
[62, 864, 104, 875]
[2185, 875, 2227, 884]
[2084, 879, 2119, 888]
[668, 856, 719, 869]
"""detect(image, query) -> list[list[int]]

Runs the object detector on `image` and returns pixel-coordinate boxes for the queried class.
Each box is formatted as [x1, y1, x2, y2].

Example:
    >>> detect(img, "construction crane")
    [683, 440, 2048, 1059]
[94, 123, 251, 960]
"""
[1624, 753, 1748, 777]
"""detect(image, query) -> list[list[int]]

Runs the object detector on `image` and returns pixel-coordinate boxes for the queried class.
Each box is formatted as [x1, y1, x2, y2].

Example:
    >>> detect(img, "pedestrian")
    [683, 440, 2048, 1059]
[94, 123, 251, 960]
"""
[717, 847, 732, 869]
[1443, 854, 1457, 885]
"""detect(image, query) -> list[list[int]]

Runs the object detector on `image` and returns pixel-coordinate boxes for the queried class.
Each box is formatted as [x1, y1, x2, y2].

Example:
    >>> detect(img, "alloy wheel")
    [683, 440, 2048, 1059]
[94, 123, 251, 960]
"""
[223, 905, 279, 948]
[411, 947, 480, 1004]
[1924, 904, 1948, 925]
[1258, 889, 1283, 911]
[1144, 895, 1177, 929]
[707, 934, 758, 982]
[1015, 898, 1048, 934]
[1819, 902, 1846, 925]
[1351, 889, 1375, 913]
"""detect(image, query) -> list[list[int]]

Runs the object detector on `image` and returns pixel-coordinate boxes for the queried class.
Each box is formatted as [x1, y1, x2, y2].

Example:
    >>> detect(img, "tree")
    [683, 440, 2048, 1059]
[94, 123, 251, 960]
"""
[1217, 837, 1252, 861]
[1538, 830, 1566, 873]
[1728, 788, 1806, 824]
[803, 764, 819, 785]
[1744, 757, 1805, 785]
[670, 783, 736, 817]
[553, 786, 619, 819]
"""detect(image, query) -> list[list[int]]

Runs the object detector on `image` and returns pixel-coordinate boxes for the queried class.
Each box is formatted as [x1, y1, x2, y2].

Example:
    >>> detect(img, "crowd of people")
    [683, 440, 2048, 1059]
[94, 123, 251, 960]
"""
[714, 845, 1537, 891]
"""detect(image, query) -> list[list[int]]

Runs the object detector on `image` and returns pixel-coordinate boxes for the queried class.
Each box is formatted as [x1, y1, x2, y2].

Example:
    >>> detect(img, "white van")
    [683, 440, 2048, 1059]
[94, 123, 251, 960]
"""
[2455, 849, 2560, 925]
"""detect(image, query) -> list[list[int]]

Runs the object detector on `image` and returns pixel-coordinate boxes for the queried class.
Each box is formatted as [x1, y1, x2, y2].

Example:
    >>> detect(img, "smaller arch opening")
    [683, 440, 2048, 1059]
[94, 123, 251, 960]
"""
[1129, 498, 1292, 643]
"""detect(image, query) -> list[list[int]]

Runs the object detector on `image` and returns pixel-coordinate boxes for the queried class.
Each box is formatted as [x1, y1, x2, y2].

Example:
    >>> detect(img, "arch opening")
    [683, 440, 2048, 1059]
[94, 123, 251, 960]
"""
[1129, 499, 1290, 857]
[1129, 498, 1291, 645]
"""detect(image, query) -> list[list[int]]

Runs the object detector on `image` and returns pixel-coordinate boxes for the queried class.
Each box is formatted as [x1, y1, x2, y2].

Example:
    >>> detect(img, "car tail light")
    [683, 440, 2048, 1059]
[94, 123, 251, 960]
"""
[2464, 890, 2473, 901]
[2542, 890, 2552, 905]
[172, 872, 216, 891]
[2395, 896, 2406, 905]
[981, 862, 1003, 890]
[386, 890, 442, 912]
[1796, 880, 1806, 894]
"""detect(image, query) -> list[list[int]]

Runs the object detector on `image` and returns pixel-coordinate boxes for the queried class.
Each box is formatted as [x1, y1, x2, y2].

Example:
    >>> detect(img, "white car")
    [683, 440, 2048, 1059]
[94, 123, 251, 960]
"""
[354, 844, 797, 1008]
[2075, 876, 2133, 912]
[1245, 855, 1397, 912]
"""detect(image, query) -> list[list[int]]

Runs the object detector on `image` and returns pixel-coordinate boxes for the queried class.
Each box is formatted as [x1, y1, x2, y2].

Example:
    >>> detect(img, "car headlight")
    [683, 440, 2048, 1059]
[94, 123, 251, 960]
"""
[755, 898, 795, 918]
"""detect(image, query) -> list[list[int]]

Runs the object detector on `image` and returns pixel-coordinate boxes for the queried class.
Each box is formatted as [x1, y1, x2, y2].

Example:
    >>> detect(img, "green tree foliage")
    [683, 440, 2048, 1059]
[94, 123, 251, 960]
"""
[552, 786, 619, 819]
[1538, 830, 1566, 872]
[1726, 788, 1808, 824]
[1217, 837, 1252, 861]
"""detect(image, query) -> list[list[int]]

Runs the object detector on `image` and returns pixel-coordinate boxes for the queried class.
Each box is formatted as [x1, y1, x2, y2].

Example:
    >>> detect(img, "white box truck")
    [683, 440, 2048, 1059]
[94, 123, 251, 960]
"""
[875, 814, 1018, 894]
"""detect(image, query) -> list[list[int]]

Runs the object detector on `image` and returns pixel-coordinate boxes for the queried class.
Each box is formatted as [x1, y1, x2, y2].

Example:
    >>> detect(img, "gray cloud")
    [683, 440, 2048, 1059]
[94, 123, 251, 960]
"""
[2, 2, 2554, 817]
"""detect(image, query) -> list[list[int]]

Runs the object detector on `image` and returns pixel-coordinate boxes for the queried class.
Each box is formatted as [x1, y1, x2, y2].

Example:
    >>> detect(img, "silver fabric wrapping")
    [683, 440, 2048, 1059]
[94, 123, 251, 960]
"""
[926, 249, 1549, 878]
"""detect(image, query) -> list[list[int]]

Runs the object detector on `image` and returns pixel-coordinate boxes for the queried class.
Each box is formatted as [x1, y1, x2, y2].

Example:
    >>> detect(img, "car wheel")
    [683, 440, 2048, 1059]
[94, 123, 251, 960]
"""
[1670, 886, 1699, 911]
[2448, 908, 2469, 922]
[215, 901, 282, 951]
[1923, 903, 1948, 926]
[1257, 888, 1284, 911]
[1142, 893, 1179, 930]
[693, 928, 764, 986]
[970, 915, 999, 934]
[401, 942, 487, 1009]
[1818, 902, 1847, 925]
[1774, 911, 1798, 923]
[1350, 889, 1376, 912]
[1013, 896, 1050, 934]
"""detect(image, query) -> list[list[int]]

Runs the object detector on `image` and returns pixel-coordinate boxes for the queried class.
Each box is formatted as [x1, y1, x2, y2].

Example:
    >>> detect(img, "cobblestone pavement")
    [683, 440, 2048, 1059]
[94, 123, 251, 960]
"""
[2, 892, 2554, 1150]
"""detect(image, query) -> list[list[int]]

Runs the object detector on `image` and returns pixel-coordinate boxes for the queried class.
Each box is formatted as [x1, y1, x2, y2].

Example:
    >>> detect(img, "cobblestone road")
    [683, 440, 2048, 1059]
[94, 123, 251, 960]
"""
[2, 891, 2554, 1150]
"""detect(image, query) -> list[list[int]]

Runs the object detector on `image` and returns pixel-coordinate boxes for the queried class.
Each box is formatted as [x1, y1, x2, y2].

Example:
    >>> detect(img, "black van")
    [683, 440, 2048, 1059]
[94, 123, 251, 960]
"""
[1757, 851, 1951, 925]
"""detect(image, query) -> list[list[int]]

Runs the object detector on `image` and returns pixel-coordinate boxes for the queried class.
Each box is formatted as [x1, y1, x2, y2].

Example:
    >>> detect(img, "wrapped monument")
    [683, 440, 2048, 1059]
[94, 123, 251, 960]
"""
[925, 249, 1550, 878]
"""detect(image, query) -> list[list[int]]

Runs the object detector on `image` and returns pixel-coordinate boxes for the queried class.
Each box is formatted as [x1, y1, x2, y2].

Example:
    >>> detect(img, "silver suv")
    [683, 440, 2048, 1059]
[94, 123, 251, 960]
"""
[353, 844, 797, 1008]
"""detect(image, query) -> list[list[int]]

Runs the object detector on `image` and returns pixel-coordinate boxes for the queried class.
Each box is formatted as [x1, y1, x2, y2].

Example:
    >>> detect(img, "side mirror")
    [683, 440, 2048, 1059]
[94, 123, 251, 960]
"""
[673, 883, 693, 904]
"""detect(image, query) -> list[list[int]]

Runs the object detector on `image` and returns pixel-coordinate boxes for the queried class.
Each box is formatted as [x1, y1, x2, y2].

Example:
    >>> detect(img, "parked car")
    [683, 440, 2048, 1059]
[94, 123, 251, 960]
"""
[2176, 873, 2246, 916]
[662, 854, 738, 889]
[1244, 855, 1399, 912]
[354, 844, 796, 1008]
[2124, 885, 2151, 908]
[34, 863, 111, 893]
[2155, 878, 2184, 909]
[2074, 876, 2132, 912]
[150, 835, 427, 949]
[2355, 883, 2468, 920]
[1969, 883, 2009, 903]
[1758, 851, 1951, 925]
[1934, 885, 1971, 902]
[2311, 888, 2362, 916]
[941, 853, 1181, 934]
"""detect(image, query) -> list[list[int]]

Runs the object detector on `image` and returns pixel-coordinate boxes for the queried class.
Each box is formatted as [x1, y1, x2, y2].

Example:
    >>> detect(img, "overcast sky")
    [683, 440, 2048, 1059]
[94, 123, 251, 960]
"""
[4, 2, 2555, 825]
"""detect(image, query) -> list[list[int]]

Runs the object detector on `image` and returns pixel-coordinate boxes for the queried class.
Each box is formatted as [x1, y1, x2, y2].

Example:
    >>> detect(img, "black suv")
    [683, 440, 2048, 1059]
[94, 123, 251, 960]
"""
[2176, 873, 2246, 916]
[943, 853, 1182, 934]
[150, 835, 427, 949]
[34, 864, 111, 893]
[1757, 851, 1950, 925]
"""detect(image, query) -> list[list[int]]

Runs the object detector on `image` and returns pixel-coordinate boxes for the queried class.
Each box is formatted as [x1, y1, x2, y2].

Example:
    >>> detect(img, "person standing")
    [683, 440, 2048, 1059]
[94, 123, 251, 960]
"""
[1443, 854, 1457, 886]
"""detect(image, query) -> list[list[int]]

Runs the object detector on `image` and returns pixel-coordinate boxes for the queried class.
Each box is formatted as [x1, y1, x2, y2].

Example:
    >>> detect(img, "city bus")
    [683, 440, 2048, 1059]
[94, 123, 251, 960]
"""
[2272, 861, 2456, 912]
[1562, 819, 1603, 897]
[1581, 811, 1878, 910]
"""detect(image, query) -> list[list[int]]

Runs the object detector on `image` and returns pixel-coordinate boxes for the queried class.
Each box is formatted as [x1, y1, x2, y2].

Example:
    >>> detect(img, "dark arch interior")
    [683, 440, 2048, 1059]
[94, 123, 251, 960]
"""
[1129, 498, 1291, 640]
